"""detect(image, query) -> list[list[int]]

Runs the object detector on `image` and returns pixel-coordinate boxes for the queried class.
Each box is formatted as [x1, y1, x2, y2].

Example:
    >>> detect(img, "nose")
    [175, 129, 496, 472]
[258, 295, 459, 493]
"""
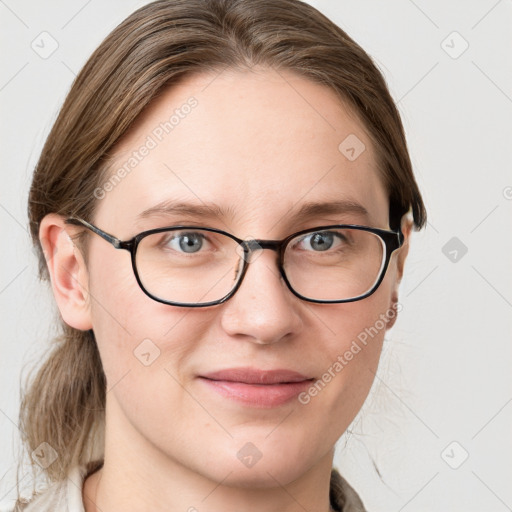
[219, 248, 303, 344]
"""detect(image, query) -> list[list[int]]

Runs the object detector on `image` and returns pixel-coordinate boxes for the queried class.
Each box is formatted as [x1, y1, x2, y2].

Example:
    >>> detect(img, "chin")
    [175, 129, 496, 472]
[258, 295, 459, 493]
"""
[196, 440, 315, 489]
[220, 462, 307, 490]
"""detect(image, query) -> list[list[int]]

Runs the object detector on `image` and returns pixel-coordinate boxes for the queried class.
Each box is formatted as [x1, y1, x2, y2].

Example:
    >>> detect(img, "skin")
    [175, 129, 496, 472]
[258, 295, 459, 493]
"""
[40, 67, 411, 512]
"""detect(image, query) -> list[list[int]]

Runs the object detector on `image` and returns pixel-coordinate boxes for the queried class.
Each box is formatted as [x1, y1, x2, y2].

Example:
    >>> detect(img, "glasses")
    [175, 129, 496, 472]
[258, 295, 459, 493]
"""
[65, 217, 404, 307]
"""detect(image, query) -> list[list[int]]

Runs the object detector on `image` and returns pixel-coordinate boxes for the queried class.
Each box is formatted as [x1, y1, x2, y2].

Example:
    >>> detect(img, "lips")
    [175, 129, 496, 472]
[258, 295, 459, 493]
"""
[198, 367, 314, 408]
[200, 367, 313, 384]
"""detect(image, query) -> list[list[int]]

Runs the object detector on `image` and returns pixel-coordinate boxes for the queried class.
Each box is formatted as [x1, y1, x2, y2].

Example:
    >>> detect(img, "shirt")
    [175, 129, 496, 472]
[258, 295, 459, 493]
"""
[14, 462, 367, 511]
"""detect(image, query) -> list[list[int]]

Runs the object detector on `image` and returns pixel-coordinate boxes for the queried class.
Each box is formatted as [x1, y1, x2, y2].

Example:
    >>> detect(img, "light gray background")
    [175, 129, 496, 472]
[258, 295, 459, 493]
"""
[1, 0, 511, 510]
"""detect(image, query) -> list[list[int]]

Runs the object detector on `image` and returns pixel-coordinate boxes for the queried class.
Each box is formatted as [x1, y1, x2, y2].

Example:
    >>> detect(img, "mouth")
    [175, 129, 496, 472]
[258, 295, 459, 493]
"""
[197, 367, 315, 408]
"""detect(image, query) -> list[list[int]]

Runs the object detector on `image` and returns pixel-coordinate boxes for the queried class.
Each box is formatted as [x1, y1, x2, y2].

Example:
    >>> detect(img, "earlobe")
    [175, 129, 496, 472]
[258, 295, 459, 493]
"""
[39, 214, 93, 331]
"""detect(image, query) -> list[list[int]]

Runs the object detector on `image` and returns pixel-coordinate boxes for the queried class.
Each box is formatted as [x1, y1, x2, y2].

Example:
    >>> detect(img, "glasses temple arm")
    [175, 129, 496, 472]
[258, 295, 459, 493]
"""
[65, 217, 126, 249]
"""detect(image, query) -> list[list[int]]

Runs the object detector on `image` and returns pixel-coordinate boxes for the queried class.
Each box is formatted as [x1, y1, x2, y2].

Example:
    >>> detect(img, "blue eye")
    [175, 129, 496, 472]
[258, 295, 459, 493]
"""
[307, 232, 334, 251]
[299, 231, 343, 252]
[167, 232, 206, 253]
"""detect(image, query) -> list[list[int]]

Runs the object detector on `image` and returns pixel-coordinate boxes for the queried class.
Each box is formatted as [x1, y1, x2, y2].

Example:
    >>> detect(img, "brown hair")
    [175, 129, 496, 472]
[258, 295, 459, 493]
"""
[18, 0, 426, 504]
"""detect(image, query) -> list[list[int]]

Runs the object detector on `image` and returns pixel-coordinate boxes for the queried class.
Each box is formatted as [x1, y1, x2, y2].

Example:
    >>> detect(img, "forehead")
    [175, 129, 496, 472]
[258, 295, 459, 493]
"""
[96, 67, 389, 235]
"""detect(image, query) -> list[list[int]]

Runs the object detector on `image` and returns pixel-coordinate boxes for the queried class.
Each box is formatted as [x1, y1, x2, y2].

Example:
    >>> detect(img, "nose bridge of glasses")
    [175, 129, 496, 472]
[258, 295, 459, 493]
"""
[244, 238, 280, 254]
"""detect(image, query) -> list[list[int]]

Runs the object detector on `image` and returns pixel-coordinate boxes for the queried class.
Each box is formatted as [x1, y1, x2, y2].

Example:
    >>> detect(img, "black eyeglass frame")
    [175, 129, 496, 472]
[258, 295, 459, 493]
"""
[65, 217, 404, 307]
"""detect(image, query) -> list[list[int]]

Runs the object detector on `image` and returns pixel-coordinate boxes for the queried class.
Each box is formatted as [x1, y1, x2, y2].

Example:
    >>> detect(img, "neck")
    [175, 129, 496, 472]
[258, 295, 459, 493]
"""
[83, 400, 336, 512]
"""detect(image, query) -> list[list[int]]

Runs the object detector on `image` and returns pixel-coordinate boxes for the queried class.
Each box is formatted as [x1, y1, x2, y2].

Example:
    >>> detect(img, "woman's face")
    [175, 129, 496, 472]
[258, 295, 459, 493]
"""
[71, 68, 407, 485]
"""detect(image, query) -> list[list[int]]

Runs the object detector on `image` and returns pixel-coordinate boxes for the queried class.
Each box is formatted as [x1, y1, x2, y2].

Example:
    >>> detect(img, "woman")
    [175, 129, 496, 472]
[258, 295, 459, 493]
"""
[14, 0, 426, 510]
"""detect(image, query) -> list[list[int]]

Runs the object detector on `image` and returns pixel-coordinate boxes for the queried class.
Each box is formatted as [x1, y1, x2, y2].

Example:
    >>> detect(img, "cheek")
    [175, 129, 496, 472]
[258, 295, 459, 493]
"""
[86, 247, 198, 384]
[301, 278, 396, 430]
[87, 269, 222, 466]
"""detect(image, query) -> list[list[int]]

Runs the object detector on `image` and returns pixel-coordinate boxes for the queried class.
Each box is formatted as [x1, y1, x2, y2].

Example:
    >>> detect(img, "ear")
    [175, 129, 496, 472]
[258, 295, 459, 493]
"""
[386, 214, 413, 330]
[39, 213, 93, 331]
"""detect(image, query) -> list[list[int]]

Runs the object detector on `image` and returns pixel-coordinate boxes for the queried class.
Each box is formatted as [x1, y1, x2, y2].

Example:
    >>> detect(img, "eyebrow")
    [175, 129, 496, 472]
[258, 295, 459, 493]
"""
[136, 199, 369, 223]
